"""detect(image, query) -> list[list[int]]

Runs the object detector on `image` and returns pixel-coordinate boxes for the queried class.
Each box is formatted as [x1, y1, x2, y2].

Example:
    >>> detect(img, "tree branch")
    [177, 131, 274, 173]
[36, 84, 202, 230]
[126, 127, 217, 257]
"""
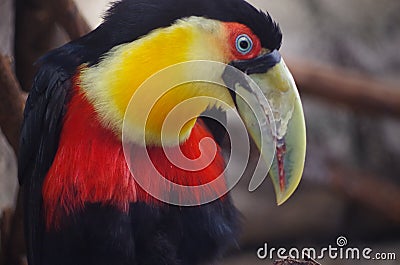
[328, 165, 400, 224]
[2, 191, 26, 265]
[288, 59, 400, 118]
[14, 0, 90, 91]
[50, 0, 91, 40]
[0, 54, 27, 265]
[0, 54, 26, 155]
[1, 208, 13, 265]
[14, 0, 56, 91]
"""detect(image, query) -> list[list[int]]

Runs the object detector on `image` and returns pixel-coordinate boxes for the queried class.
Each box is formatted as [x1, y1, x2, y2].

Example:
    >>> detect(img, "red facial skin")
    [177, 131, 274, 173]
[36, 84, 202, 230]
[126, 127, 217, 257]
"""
[223, 22, 262, 61]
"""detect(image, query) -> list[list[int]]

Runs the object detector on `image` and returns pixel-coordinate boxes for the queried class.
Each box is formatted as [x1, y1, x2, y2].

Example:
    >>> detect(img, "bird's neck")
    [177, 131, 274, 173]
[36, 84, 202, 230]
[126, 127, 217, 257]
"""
[42, 86, 226, 230]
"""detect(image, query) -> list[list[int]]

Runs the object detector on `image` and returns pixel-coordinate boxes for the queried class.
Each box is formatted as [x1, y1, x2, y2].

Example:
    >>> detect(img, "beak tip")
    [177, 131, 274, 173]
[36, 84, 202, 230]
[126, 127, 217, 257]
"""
[273, 174, 303, 206]
[275, 193, 287, 206]
[275, 195, 289, 206]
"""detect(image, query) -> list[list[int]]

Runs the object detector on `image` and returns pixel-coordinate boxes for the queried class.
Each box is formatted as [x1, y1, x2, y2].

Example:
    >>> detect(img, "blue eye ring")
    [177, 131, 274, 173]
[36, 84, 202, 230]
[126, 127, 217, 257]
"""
[235, 34, 253, 55]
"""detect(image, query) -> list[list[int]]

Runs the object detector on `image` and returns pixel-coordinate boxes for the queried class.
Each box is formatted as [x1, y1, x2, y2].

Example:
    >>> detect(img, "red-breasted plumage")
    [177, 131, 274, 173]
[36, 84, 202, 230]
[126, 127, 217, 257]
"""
[42, 83, 227, 230]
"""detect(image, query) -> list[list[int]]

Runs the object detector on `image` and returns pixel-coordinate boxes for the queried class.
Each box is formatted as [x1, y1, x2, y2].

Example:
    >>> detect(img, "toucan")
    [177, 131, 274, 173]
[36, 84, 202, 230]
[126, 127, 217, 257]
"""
[18, 0, 306, 265]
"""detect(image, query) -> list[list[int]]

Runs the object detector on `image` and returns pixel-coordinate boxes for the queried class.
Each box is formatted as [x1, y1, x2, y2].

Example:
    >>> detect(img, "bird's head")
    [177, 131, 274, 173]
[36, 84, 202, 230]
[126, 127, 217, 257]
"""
[78, 0, 306, 205]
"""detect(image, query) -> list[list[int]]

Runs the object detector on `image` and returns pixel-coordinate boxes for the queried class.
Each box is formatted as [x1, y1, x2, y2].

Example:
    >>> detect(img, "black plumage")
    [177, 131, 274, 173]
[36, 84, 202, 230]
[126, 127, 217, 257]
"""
[42, 202, 238, 265]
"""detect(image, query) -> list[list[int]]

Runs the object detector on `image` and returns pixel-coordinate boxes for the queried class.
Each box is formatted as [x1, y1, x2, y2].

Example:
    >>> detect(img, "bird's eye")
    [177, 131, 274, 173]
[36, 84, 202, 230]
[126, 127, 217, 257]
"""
[235, 34, 253, 55]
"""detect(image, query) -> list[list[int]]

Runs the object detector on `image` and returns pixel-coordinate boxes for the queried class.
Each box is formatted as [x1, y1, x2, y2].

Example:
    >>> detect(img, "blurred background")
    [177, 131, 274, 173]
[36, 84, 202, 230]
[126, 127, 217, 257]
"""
[0, 0, 399, 265]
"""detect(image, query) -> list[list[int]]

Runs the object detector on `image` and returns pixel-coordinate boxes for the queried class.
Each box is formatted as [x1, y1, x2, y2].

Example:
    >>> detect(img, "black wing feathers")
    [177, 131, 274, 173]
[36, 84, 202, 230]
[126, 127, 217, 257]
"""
[18, 61, 73, 265]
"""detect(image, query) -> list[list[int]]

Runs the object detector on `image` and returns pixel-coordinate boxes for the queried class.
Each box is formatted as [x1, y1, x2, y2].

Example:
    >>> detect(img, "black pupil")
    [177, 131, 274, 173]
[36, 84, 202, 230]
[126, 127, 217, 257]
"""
[240, 40, 249, 50]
